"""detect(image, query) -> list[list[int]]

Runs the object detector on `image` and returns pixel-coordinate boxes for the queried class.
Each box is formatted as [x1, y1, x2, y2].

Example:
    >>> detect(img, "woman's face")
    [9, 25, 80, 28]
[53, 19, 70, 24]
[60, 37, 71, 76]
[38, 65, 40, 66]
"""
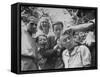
[40, 21, 50, 34]
[75, 32, 86, 43]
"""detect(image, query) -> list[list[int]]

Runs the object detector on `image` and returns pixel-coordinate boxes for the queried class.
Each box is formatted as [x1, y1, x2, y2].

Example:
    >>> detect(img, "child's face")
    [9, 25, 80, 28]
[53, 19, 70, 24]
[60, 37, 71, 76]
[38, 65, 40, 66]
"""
[38, 35, 47, 46]
[60, 35, 75, 49]
[54, 24, 63, 38]
[74, 32, 86, 43]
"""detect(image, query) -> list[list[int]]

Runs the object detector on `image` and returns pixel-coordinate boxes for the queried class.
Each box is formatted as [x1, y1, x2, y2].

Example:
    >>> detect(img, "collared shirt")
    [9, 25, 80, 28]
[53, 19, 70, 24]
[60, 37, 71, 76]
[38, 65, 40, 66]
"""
[62, 45, 91, 68]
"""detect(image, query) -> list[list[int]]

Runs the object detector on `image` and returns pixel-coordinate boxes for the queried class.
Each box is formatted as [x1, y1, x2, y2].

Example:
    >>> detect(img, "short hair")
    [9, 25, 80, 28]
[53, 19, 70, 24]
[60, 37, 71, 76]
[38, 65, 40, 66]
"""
[35, 34, 47, 43]
[62, 29, 75, 36]
[52, 22, 64, 31]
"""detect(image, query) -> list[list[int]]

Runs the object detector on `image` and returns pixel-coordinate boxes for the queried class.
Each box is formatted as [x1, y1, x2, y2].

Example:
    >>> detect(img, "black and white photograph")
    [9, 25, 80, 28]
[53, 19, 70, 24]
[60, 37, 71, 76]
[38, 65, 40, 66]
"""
[0, 0, 99, 76]
[20, 4, 97, 72]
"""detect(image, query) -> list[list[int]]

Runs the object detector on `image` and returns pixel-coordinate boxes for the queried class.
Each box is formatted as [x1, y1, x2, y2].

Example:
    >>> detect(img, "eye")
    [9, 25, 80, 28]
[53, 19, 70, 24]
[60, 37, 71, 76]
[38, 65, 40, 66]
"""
[43, 39, 47, 42]
[63, 38, 67, 42]
[30, 23, 34, 25]
[67, 38, 70, 42]
[67, 37, 71, 40]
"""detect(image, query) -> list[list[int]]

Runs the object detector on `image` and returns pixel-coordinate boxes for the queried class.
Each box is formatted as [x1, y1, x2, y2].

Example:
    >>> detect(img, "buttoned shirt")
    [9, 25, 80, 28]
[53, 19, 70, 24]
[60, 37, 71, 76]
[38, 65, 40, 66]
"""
[62, 45, 91, 68]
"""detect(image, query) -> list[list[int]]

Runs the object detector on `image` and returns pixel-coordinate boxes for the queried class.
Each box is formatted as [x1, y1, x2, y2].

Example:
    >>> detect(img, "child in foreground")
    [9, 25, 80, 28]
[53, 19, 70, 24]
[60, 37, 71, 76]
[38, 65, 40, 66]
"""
[59, 30, 91, 68]
[36, 35, 57, 70]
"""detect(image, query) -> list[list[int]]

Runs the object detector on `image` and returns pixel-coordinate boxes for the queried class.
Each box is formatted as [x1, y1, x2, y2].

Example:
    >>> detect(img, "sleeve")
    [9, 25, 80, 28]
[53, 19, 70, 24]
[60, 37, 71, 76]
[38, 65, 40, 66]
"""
[80, 45, 91, 66]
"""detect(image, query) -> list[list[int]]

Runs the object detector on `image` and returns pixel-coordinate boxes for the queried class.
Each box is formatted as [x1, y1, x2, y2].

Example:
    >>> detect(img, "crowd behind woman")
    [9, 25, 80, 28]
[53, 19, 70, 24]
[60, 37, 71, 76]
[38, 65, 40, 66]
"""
[21, 7, 96, 71]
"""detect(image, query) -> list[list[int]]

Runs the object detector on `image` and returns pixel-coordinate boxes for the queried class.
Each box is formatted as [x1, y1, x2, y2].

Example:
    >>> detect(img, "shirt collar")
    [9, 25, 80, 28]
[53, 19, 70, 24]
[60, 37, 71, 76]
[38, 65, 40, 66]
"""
[64, 46, 79, 56]
[71, 46, 79, 56]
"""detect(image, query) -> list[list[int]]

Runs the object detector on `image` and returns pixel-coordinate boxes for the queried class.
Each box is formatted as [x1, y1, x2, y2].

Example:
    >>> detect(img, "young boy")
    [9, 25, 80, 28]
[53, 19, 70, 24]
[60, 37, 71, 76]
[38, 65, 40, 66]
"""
[48, 21, 64, 49]
[36, 34, 56, 70]
[48, 21, 64, 69]
[60, 30, 91, 68]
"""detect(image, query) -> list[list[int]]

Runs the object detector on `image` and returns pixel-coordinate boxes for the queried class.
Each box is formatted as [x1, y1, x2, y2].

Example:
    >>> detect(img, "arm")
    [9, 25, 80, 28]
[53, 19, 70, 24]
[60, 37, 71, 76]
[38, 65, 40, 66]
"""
[65, 21, 94, 32]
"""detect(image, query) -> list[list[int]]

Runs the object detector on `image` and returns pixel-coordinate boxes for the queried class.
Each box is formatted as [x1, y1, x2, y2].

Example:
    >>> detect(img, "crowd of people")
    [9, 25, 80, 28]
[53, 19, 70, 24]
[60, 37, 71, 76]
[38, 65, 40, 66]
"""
[21, 6, 96, 71]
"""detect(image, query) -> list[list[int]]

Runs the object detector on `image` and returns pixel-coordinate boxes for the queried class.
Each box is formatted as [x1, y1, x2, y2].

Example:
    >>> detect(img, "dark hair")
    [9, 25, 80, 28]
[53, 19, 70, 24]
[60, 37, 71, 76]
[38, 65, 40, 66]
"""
[52, 22, 63, 31]
[62, 29, 75, 36]
[35, 35, 47, 43]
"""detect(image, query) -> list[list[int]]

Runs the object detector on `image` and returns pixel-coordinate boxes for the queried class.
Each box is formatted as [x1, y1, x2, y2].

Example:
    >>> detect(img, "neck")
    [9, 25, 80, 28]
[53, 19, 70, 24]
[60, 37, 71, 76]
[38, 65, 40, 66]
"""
[68, 42, 78, 55]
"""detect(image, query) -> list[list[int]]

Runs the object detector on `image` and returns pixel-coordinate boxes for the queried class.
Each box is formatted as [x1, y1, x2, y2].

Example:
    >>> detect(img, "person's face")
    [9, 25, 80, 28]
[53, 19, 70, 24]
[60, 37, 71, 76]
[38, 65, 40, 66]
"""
[60, 35, 74, 49]
[38, 35, 47, 46]
[29, 22, 37, 33]
[54, 24, 63, 38]
[78, 32, 86, 42]
[74, 32, 80, 42]
[40, 21, 50, 34]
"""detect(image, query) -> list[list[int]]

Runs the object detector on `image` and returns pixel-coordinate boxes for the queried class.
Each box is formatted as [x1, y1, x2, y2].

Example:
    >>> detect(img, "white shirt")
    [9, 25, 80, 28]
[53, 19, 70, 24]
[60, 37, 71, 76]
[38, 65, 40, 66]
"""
[21, 26, 37, 57]
[62, 45, 91, 68]
[82, 31, 95, 46]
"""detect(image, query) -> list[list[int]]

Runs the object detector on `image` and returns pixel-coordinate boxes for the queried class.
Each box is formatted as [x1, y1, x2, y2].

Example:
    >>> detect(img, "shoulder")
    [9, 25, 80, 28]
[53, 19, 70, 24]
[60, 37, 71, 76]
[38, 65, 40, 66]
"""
[62, 49, 69, 56]
[78, 45, 89, 50]
[77, 45, 90, 55]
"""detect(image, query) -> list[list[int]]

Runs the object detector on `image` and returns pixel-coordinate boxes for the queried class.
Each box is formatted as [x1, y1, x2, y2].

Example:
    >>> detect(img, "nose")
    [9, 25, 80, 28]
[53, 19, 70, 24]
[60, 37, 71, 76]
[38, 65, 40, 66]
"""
[57, 30, 61, 34]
